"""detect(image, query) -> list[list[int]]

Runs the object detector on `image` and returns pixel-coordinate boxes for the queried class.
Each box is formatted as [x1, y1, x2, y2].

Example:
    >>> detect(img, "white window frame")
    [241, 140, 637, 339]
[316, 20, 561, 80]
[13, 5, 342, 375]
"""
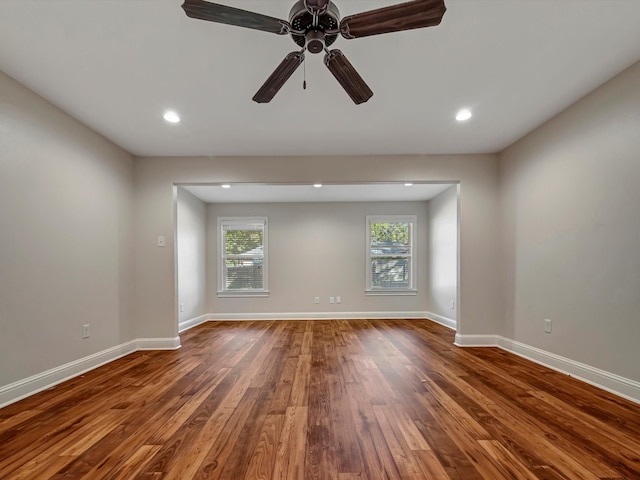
[217, 217, 269, 297]
[366, 215, 417, 295]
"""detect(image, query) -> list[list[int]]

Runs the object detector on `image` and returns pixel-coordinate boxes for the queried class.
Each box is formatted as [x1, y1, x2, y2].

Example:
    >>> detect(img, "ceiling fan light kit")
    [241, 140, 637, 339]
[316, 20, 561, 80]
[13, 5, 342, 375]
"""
[182, 0, 446, 104]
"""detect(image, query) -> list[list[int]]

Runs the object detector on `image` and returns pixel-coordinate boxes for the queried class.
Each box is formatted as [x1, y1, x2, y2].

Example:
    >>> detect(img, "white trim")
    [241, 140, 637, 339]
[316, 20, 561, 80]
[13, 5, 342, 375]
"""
[217, 291, 269, 298]
[455, 334, 640, 405]
[365, 289, 417, 296]
[425, 312, 457, 330]
[207, 311, 431, 321]
[9, 325, 636, 413]
[179, 313, 211, 332]
[137, 337, 181, 351]
[218, 216, 268, 295]
[0, 337, 181, 409]
[454, 333, 498, 347]
[366, 215, 417, 292]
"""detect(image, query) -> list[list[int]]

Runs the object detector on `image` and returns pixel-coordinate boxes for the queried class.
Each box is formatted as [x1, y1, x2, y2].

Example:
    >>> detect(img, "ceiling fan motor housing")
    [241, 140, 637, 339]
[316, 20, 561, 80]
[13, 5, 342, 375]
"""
[181, 0, 447, 105]
[305, 30, 325, 53]
[304, 0, 330, 14]
[289, 0, 339, 53]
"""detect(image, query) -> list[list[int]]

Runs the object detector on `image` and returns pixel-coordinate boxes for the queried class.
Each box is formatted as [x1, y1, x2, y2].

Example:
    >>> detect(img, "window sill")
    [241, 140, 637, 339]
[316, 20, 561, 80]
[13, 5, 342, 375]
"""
[217, 290, 270, 298]
[365, 289, 417, 296]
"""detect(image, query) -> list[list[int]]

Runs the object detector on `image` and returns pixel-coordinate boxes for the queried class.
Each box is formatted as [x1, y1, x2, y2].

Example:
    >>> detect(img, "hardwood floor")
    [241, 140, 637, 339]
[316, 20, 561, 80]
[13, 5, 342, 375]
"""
[1, 319, 639, 479]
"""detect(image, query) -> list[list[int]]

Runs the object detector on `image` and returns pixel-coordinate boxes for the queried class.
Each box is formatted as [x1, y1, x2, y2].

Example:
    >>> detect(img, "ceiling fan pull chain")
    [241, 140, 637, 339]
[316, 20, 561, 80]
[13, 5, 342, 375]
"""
[303, 57, 307, 90]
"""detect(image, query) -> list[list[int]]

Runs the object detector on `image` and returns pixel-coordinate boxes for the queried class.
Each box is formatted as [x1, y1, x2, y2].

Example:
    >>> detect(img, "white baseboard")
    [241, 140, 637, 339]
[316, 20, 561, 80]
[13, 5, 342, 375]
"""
[454, 333, 498, 347]
[15, 324, 636, 411]
[179, 314, 211, 332]
[137, 337, 181, 350]
[455, 334, 640, 405]
[207, 311, 431, 321]
[425, 312, 457, 330]
[0, 337, 180, 409]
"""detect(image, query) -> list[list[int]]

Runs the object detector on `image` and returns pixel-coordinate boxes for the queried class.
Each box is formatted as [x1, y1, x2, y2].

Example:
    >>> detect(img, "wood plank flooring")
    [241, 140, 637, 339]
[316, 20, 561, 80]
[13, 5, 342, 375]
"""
[1, 319, 639, 479]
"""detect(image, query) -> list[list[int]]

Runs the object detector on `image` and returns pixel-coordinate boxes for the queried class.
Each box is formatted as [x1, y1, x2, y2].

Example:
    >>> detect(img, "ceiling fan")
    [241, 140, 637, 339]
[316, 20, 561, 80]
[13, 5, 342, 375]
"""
[182, 0, 446, 104]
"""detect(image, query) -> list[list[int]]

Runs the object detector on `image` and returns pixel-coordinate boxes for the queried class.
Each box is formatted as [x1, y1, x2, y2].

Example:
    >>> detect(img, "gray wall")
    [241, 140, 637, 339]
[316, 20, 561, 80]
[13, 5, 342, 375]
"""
[132, 154, 502, 338]
[427, 185, 459, 322]
[176, 187, 207, 325]
[499, 61, 640, 382]
[4, 54, 639, 399]
[0, 71, 134, 387]
[207, 201, 429, 315]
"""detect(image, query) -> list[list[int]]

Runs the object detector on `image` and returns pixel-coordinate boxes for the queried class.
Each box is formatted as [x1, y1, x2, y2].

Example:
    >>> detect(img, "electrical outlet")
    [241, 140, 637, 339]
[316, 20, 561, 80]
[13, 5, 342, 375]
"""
[82, 324, 90, 339]
[314, 297, 320, 304]
[329, 297, 335, 304]
[544, 318, 552, 334]
[336, 296, 341, 304]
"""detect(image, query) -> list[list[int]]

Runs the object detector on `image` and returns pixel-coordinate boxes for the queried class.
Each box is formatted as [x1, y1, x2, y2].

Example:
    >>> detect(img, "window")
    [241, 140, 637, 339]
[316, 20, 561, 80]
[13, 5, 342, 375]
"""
[218, 217, 268, 296]
[366, 215, 417, 294]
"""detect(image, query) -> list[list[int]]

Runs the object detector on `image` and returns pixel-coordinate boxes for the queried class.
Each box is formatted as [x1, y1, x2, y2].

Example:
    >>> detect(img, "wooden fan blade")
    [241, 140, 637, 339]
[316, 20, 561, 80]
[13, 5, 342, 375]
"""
[324, 49, 373, 105]
[340, 0, 446, 39]
[182, 0, 290, 35]
[253, 52, 305, 103]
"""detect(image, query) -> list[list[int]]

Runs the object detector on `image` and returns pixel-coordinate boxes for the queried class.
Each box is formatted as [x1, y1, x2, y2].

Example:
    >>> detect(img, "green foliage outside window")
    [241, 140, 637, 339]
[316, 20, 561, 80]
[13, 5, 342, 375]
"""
[370, 222, 409, 245]
[224, 230, 263, 255]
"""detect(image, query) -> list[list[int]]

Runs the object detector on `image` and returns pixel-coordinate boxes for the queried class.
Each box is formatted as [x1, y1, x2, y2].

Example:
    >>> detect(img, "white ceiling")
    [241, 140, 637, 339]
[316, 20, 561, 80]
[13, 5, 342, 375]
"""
[1, 0, 640, 158]
[182, 182, 453, 203]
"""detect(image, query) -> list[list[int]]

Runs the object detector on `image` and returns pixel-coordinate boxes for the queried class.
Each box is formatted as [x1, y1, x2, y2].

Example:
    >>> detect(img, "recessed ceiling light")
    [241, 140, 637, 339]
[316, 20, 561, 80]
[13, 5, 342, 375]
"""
[456, 108, 472, 122]
[404, 183, 414, 187]
[163, 110, 181, 124]
[221, 184, 231, 189]
[313, 184, 323, 188]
